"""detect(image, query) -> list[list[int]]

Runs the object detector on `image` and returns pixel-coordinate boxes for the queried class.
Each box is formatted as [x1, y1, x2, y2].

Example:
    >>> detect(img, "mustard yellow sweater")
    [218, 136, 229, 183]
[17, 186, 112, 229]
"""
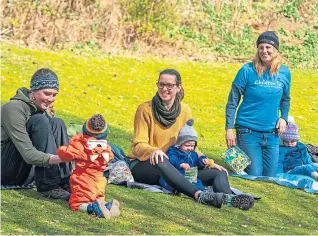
[130, 100, 204, 161]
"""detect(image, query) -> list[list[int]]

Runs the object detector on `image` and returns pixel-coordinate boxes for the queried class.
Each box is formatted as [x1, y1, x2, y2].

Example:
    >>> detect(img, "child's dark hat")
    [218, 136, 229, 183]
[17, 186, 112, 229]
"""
[82, 114, 109, 140]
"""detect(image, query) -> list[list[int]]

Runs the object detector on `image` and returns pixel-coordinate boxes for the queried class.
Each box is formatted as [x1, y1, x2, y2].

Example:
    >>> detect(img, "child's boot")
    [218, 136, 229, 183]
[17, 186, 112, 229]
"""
[105, 199, 120, 217]
[87, 200, 111, 218]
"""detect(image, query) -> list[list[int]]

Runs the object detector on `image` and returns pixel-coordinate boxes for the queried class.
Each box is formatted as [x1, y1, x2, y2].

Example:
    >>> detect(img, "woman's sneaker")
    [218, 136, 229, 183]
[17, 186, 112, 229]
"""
[197, 190, 224, 208]
[225, 194, 255, 210]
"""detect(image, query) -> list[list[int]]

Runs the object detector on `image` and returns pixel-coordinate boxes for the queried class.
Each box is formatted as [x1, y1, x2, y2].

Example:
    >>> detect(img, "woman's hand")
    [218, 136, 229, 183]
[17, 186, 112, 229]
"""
[226, 129, 236, 148]
[180, 163, 191, 170]
[212, 163, 228, 175]
[276, 118, 287, 136]
[150, 149, 168, 165]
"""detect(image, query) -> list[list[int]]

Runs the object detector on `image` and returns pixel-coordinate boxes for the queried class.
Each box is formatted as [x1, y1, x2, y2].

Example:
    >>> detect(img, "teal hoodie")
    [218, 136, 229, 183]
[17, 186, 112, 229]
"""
[1, 88, 51, 166]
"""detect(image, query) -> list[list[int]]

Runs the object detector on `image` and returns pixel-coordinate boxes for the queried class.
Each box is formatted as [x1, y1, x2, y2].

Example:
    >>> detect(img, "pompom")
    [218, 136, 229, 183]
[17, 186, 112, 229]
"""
[89, 114, 106, 131]
[186, 119, 194, 126]
[288, 116, 295, 124]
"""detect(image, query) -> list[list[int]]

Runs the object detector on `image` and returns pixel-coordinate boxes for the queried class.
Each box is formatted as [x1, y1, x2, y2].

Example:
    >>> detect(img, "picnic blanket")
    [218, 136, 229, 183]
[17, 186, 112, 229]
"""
[231, 172, 318, 194]
[125, 181, 261, 199]
[1, 182, 36, 190]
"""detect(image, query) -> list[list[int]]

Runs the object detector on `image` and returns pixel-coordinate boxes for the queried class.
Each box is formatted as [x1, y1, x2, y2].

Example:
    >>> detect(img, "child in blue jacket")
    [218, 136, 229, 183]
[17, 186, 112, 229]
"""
[159, 119, 214, 191]
[277, 123, 318, 180]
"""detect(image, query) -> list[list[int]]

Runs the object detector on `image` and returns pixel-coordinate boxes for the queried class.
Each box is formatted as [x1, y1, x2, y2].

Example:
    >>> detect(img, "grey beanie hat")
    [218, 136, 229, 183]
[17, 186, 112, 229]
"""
[30, 68, 59, 92]
[256, 31, 279, 50]
[175, 119, 198, 147]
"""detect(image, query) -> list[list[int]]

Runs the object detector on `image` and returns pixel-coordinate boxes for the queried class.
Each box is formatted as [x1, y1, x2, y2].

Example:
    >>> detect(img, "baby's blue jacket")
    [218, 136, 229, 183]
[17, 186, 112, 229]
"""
[277, 142, 313, 173]
[167, 146, 207, 190]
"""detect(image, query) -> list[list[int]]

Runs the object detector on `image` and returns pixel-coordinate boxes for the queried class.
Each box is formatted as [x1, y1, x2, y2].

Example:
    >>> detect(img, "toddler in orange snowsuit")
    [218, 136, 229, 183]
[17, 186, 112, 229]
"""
[58, 114, 120, 218]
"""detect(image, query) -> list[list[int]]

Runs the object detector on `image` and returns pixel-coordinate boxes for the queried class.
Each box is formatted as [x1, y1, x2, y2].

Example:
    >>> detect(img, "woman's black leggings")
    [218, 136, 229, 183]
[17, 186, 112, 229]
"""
[1, 113, 71, 191]
[131, 158, 232, 199]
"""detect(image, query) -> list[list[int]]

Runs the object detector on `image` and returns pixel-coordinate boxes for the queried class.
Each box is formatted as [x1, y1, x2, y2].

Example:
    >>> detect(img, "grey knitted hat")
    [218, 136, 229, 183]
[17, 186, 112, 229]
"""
[175, 119, 198, 147]
[30, 68, 59, 92]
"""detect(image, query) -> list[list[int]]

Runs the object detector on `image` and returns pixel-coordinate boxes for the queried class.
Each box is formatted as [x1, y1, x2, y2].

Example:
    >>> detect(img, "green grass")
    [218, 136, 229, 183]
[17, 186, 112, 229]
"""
[1, 44, 318, 235]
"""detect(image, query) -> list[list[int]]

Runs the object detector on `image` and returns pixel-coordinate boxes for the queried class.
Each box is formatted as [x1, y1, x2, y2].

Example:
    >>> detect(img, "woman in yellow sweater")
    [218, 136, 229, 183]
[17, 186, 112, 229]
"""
[129, 69, 255, 210]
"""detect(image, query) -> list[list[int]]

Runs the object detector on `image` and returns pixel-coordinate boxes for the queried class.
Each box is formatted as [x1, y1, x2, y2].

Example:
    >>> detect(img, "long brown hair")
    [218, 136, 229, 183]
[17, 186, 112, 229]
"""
[252, 47, 283, 77]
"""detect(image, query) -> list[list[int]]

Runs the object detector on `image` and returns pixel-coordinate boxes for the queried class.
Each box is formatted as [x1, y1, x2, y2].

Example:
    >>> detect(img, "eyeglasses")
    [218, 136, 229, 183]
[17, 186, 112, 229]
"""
[156, 82, 177, 90]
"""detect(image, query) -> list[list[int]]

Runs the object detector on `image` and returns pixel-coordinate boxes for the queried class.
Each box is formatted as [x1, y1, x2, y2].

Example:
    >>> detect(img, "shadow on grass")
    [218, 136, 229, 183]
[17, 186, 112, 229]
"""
[2, 177, 317, 234]
[1, 189, 123, 234]
[108, 183, 317, 235]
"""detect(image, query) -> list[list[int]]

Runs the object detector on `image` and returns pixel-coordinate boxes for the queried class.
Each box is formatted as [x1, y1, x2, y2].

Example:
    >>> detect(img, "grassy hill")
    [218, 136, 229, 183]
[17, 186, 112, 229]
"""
[1, 44, 318, 235]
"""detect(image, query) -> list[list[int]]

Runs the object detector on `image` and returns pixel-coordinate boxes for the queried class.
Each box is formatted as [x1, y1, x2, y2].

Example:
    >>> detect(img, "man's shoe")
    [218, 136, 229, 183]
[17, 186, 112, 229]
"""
[226, 194, 255, 210]
[39, 187, 71, 201]
[197, 190, 224, 208]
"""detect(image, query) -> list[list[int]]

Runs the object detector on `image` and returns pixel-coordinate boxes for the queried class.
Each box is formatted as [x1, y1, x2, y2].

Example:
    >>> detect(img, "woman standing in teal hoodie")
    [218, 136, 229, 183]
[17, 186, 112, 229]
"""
[1, 68, 71, 200]
[225, 31, 291, 177]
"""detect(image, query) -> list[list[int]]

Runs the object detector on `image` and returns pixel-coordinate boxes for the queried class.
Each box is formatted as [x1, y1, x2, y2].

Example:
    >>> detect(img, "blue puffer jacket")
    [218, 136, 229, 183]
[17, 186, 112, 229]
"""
[278, 142, 313, 173]
[166, 146, 207, 190]
[167, 146, 206, 171]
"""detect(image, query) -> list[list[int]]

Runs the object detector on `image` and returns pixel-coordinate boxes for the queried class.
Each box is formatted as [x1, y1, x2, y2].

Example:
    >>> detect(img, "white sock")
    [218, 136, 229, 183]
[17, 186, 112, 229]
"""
[79, 203, 89, 213]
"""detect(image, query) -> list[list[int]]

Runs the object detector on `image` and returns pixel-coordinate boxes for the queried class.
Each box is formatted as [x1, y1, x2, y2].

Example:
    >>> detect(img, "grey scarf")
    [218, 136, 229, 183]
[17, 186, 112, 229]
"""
[152, 92, 181, 127]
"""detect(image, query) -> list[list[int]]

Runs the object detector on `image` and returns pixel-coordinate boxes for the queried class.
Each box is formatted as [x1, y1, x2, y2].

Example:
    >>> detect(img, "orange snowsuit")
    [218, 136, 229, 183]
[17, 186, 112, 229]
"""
[57, 134, 114, 211]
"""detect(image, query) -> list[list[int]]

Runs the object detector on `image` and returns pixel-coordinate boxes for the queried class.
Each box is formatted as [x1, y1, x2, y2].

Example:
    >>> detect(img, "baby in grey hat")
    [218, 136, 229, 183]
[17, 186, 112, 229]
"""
[159, 119, 214, 192]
